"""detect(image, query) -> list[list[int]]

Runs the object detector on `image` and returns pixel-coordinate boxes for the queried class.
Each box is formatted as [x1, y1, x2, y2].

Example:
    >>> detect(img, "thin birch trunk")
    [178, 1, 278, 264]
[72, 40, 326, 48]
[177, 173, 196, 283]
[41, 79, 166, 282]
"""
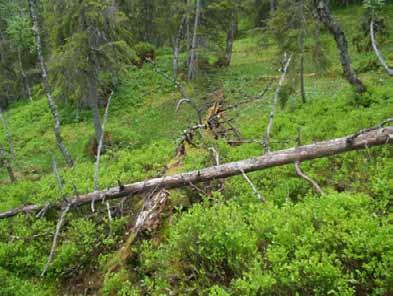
[28, 0, 74, 167]
[263, 53, 293, 153]
[370, 14, 393, 76]
[173, 14, 186, 78]
[0, 108, 15, 162]
[299, 0, 306, 103]
[188, 0, 201, 80]
[17, 48, 33, 102]
[92, 91, 114, 218]
[0, 143, 16, 183]
[224, 9, 236, 66]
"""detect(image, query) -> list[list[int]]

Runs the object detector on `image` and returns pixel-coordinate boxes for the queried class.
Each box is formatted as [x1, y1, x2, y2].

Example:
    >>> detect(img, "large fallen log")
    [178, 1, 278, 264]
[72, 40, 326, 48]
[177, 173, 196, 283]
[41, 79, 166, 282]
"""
[1, 126, 392, 219]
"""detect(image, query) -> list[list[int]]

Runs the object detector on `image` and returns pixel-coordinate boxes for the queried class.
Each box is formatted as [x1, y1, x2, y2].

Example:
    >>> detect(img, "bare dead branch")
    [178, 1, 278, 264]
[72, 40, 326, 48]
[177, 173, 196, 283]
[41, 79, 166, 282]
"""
[239, 167, 266, 202]
[294, 161, 324, 195]
[263, 53, 293, 153]
[41, 202, 70, 276]
[146, 58, 202, 124]
[370, 15, 393, 76]
[0, 125, 392, 219]
[293, 128, 324, 195]
[92, 91, 114, 217]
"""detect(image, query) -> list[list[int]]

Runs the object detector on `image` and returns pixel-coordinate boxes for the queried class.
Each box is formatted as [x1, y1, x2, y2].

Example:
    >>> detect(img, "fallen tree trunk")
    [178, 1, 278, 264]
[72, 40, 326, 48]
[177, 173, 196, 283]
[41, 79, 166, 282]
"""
[1, 126, 392, 219]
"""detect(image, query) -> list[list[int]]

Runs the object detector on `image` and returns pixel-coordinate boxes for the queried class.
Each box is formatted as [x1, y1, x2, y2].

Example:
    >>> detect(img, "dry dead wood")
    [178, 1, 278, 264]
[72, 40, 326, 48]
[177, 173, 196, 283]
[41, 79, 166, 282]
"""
[92, 91, 114, 216]
[263, 53, 293, 153]
[294, 161, 324, 195]
[370, 16, 393, 76]
[0, 125, 392, 219]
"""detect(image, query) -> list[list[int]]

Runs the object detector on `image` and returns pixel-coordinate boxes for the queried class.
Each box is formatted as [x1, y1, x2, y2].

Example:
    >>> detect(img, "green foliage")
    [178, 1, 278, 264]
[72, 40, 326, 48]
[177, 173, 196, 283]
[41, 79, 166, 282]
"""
[138, 194, 393, 295]
[1, 2, 393, 295]
[102, 270, 139, 296]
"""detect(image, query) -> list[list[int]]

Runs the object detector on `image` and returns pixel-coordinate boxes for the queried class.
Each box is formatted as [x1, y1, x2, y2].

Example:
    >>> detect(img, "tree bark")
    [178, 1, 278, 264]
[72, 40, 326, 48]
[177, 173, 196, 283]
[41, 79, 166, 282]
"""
[173, 14, 186, 78]
[28, 0, 74, 167]
[87, 69, 103, 144]
[370, 16, 393, 76]
[263, 53, 292, 153]
[1, 125, 392, 219]
[270, 0, 276, 15]
[0, 108, 15, 162]
[299, 0, 306, 103]
[224, 9, 236, 66]
[314, 0, 366, 93]
[188, 0, 201, 80]
[0, 143, 16, 183]
[17, 48, 33, 102]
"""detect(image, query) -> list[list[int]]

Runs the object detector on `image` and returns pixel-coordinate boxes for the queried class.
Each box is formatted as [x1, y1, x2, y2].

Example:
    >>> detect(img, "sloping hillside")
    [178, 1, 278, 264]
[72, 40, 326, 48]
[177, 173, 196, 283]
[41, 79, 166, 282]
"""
[0, 3, 392, 295]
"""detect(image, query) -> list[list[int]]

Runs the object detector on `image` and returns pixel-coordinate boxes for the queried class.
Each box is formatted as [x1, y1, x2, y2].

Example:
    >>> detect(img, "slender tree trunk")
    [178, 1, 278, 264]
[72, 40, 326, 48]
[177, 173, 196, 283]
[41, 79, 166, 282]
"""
[224, 9, 236, 66]
[299, 0, 306, 103]
[0, 143, 16, 183]
[173, 14, 186, 78]
[17, 48, 33, 102]
[263, 54, 293, 153]
[314, 0, 366, 93]
[0, 32, 11, 107]
[1, 125, 392, 219]
[188, 0, 201, 80]
[0, 108, 15, 162]
[28, 0, 74, 167]
[87, 65, 102, 144]
[185, 0, 191, 53]
[370, 14, 393, 76]
[270, 0, 276, 15]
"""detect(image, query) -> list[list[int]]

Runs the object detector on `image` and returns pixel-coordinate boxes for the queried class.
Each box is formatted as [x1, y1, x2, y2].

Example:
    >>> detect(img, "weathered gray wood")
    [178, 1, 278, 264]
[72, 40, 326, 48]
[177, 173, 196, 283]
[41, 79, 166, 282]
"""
[370, 17, 393, 76]
[188, 0, 201, 80]
[263, 53, 292, 153]
[28, 0, 74, 167]
[0, 126, 392, 219]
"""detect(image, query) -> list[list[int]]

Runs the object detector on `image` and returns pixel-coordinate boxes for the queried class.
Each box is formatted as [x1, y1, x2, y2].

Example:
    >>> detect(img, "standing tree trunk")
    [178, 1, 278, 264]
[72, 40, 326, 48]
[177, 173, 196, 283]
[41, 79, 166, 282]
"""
[0, 32, 11, 108]
[28, 0, 74, 167]
[314, 0, 366, 93]
[87, 63, 103, 144]
[17, 48, 33, 102]
[0, 108, 15, 162]
[0, 143, 16, 183]
[224, 9, 236, 66]
[173, 14, 186, 78]
[185, 0, 191, 52]
[370, 14, 393, 76]
[299, 0, 306, 103]
[270, 0, 276, 15]
[188, 0, 201, 80]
